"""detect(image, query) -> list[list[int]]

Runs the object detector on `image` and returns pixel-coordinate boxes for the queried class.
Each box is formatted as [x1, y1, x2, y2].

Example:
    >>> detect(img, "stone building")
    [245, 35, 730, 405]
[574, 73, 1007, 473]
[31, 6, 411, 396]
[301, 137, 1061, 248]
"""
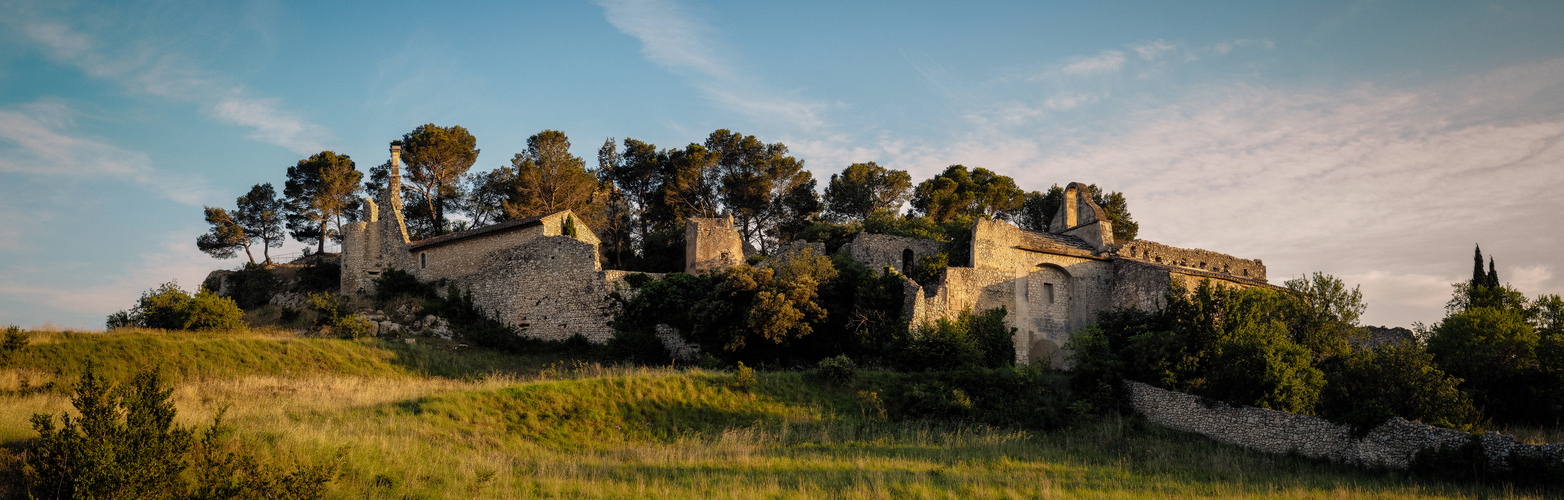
[342, 146, 1271, 363]
[340, 143, 626, 342]
[892, 182, 1274, 368]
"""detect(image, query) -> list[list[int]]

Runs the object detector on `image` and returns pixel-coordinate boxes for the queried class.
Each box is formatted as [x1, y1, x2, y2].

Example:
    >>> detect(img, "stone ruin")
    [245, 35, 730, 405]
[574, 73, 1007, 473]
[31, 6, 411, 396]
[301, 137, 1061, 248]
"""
[338, 151, 1275, 365]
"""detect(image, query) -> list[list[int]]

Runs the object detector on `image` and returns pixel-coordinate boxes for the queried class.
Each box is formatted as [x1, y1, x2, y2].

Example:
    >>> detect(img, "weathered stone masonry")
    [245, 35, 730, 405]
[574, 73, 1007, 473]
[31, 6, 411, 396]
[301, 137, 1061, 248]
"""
[1127, 380, 1564, 471]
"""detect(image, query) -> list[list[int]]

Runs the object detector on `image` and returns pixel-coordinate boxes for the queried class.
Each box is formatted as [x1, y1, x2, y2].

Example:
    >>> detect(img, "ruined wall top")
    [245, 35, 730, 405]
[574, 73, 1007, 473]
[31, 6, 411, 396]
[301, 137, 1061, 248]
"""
[1115, 239, 1267, 282]
[1048, 182, 1114, 252]
[685, 214, 745, 274]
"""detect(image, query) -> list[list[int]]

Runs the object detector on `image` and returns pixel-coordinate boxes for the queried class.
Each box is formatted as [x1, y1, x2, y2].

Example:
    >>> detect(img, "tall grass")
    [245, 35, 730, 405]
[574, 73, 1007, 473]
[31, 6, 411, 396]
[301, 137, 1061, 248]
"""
[0, 328, 1556, 499]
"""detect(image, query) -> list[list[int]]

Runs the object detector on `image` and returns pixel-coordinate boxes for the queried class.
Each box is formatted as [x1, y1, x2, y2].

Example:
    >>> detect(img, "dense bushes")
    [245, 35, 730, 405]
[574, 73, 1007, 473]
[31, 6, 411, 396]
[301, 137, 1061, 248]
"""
[107, 282, 245, 332]
[610, 249, 1012, 370]
[1066, 275, 1487, 432]
[23, 365, 333, 498]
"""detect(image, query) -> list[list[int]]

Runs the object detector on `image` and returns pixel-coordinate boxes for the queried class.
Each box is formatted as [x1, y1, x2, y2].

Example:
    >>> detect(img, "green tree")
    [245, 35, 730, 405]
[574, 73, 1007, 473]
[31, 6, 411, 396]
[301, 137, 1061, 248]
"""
[771, 172, 822, 244]
[823, 162, 913, 222]
[197, 184, 286, 264]
[1319, 342, 1483, 433]
[284, 151, 363, 253]
[706, 129, 810, 253]
[601, 137, 665, 256]
[909, 165, 1024, 223]
[461, 166, 513, 228]
[502, 130, 603, 229]
[400, 124, 479, 236]
[196, 207, 251, 263]
[648, 143, 720, 228]
[1284, 272, 1366, 360]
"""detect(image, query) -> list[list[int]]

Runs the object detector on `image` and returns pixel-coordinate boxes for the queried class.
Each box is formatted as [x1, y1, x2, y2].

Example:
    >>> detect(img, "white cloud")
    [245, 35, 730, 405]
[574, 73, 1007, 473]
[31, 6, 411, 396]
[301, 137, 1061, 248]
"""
[1061, 50, 1126, 76]
[0, 100, 211, 205]
[595, 0, 826, 130]
[1132, 40, 1176, 60]
[1508, 265, 1555, 296]
[1211, 38, 1274, 55]
[15, 20, 329, 154]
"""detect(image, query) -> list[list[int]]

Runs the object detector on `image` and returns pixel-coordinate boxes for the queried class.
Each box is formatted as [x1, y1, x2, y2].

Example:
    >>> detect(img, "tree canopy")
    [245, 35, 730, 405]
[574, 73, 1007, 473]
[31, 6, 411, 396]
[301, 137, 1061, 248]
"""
[400, 124, 479, 236]
[909, 165, 1024, 223]
[198, 183, 285, 264]
[823, 162, 913, 222]
[501, 130, 603, 229]
[283, 151, 362, 253]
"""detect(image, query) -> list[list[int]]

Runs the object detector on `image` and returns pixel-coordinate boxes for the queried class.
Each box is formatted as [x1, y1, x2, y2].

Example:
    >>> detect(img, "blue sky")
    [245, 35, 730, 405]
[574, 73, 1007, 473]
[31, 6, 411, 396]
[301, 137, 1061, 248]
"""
[2, 0, 1562, 329]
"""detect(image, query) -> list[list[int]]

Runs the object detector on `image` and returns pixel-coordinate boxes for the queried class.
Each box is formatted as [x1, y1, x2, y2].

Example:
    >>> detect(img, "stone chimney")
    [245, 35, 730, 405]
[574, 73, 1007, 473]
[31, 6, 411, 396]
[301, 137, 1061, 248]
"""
[384, 143, 404, 209]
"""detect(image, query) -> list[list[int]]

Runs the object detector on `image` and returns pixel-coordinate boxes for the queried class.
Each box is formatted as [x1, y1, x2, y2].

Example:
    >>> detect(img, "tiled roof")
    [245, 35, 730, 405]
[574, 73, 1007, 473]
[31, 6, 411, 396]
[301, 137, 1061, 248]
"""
[408, 213, 552, 251]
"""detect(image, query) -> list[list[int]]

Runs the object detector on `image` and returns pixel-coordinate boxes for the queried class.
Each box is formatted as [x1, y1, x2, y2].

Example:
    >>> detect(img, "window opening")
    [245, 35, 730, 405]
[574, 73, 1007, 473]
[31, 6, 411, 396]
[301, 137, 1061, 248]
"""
[902, 249, 914, 275]
[1044, 283, 1055, 304]
[420, 252, 426, 269]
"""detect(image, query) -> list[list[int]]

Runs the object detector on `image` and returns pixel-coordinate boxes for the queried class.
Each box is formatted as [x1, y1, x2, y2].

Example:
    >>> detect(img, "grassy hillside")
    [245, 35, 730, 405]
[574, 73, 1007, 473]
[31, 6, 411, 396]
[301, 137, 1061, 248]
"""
[0, 328, 1554, 499]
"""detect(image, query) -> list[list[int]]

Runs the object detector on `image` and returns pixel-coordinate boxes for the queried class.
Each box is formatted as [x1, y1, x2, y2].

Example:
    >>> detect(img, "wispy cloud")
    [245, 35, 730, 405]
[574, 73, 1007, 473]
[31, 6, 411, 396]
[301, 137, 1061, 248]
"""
[12, 20, 329, 154]
[793, 57, 1564, 327]
[1132, 40, 1176, 60]
[1211, 38, 1274, 55]
[0, 230, 225, 328]
[595, 0, 825, 130]
[1061, 50, 1126, 76]
[0, 100, 210, 205]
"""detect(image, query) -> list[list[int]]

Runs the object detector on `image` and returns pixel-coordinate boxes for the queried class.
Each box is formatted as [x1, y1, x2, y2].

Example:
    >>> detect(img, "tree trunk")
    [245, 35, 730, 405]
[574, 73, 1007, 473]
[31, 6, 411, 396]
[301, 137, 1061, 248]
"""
[243, 243, 255, 265]
[318, 220, 327, 255]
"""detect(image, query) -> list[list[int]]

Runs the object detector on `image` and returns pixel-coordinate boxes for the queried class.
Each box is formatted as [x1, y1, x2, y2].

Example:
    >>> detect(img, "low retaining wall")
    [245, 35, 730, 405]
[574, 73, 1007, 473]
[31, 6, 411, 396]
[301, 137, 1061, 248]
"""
[1125, 380, 1564, 470]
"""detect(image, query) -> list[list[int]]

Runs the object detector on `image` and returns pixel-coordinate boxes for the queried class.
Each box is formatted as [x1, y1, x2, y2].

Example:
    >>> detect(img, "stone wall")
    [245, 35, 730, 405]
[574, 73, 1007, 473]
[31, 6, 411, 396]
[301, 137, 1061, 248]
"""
[685, 215, 745, 273]
[452, 236, 618, 343]
[1117, 239, 1266, 282]
[1126, 380, 1564, 471]
[412, 224, 547, 281]
[842, 233, 945, 275]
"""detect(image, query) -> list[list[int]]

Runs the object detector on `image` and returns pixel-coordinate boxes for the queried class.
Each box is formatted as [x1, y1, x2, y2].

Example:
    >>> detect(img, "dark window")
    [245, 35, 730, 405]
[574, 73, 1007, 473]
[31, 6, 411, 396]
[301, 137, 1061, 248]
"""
[1044, 283, 1055, 304]
[420, 252, 426, 269]
[902, 249, 914, 274]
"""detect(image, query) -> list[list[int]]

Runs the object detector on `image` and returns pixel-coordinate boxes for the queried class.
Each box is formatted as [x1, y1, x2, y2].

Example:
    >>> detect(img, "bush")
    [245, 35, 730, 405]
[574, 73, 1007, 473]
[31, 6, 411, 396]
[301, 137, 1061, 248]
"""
[293, 259, 341, 293]
[732, 362, 757, 391]
[307, 292, 370, 339]
[1319, 341, 1483, 434]
[23, 365, 333, 499]
[108, 282, 245, 332]
[372, 268, 435, 302]
[26, 365, 191, 499]
[226, 263, 280, 310]
[1, 325, 28, 364]
[894, 309, 1015, 372]
[182, 290, 246, 332]
[135, 282, 195, 330]
[816, 354, 857, 384]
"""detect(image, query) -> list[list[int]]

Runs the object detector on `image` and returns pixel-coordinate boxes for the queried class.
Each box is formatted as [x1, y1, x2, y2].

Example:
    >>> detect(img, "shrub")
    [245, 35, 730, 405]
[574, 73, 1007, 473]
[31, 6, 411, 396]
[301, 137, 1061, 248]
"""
[182, 290, 246, 332]
[293, 258, 341, 293]
[732, 362, 757, 391]
[307, 292, 371, 339]
[226, 263, 280, 310]
[109, 282, 246, 332]
[895, 309, 1014, 372]
[372, 268, 434, 302]
[1319, 341, 1483, 434]
[603, 328, 672, 365]
[1, 325, 28, 364]
[23, 365, 333, 499]
[816, 354, 857, 384]
[135, 282, 195, 330]
[26, 365, 193, 499]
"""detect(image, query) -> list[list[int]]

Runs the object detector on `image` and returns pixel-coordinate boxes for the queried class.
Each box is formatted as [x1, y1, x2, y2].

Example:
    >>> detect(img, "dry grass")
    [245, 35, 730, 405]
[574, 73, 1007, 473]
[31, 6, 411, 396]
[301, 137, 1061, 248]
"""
[0, 328, 1556, 499]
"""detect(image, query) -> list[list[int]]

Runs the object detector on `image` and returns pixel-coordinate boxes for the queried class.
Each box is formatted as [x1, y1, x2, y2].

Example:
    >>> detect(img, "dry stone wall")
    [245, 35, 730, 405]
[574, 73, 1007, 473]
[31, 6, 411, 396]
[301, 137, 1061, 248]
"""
[1118, 240, 1265, 282]
[452, 236, 617, 343]
[1126, 380, 1564, 471]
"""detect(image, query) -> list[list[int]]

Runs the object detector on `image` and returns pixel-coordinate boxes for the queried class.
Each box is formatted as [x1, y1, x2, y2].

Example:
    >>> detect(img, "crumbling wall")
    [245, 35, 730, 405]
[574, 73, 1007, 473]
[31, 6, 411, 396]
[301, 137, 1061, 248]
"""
[1126, 380, 1564, 471]
[1117, 240, 1266, 282]
[843, 233, 945, 275]
[455, 236, 617, 343]
[685, 215, 745, 273]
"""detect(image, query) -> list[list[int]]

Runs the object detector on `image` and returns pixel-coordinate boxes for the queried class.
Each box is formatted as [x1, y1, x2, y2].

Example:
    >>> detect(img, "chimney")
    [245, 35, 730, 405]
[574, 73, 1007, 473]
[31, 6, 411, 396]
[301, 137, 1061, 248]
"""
[383, 142, 404, 209]
[390, 143, 402, 178]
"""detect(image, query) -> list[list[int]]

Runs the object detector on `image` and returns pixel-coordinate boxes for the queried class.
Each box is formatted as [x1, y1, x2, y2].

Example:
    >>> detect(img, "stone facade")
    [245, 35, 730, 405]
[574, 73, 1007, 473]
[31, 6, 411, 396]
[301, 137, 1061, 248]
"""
[1127, 380, 1564, 471]
[685, 214, 746, 273]
[340, 144, 612, 342]
[899, 182, 1275, 367]
[842, 233, 945, 275]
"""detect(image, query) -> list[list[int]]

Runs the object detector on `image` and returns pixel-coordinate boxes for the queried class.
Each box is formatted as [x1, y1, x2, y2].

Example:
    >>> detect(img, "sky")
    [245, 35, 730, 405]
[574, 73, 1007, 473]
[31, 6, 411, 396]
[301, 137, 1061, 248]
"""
[1, 0, 1561, 330]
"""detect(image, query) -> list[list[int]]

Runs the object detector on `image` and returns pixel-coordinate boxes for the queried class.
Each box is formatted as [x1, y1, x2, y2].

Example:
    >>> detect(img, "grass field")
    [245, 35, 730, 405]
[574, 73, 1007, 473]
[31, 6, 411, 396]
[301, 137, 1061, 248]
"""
[0, 327, 1556, 499]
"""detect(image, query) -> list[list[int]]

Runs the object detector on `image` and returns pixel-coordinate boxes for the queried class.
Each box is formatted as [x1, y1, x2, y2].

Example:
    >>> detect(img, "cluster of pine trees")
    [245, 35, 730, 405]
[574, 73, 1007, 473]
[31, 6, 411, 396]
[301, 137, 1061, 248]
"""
[197, 125, 1138, 271]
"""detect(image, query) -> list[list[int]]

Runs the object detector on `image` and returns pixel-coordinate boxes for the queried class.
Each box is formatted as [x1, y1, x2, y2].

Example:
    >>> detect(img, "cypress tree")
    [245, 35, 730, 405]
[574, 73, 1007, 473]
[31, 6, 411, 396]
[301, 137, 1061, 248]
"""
[1487, 257, 1500, 288]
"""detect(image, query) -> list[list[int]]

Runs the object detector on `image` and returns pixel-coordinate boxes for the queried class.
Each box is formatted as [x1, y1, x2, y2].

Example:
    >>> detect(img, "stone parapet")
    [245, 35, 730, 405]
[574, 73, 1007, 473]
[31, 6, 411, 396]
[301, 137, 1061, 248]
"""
[1116, 240, 1266, 282]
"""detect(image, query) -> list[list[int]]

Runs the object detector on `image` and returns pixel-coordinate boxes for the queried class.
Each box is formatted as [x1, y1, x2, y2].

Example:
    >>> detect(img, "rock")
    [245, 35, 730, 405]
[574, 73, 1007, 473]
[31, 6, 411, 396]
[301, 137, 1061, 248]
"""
[403, 338, 416, 345]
